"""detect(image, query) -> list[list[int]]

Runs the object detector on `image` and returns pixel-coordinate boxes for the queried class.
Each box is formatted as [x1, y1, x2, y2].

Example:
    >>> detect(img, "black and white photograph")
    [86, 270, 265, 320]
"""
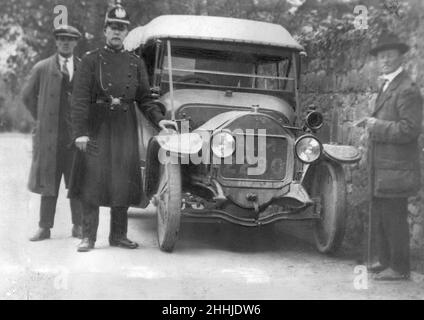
[0, 0, 423, 303]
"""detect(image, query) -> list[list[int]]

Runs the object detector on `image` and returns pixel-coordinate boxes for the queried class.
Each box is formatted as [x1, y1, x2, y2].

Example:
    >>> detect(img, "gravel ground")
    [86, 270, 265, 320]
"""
[0, 133, 423, 300]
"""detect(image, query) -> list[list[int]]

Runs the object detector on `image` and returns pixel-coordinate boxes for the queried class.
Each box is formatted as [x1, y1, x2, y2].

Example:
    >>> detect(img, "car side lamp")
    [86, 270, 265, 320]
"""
[304, 104, 323, 132]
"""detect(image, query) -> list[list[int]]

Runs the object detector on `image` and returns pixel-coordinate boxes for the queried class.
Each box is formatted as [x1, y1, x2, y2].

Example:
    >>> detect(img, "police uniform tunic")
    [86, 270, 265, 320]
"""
[70, 46, 164, 207]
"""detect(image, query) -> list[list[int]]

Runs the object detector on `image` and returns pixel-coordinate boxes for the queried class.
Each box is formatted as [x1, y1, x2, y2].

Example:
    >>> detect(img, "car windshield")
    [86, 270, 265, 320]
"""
[161, 46, 296, 93]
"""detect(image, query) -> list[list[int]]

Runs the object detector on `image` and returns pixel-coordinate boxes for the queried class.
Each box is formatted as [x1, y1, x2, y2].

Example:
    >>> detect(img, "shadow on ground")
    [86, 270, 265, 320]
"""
[129, 210, 352, 263]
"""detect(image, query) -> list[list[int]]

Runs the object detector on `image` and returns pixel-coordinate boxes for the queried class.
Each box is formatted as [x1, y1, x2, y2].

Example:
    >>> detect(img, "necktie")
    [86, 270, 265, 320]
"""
[61, 58, 70, 80]
[378, 78, 389, 94]
[382, 79, 389, 92]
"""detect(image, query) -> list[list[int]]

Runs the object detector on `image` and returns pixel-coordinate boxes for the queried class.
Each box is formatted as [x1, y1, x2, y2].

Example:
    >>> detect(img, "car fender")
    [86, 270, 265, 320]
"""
[144, 133, 203, 200]
[321, 143, 361, 164]
[156, 131, 204, 155]
[301, 144, 360, 192]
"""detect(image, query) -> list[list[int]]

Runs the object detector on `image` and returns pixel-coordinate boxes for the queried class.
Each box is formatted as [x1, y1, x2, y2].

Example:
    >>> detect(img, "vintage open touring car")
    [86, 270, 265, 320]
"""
[124, 15, 361, 254]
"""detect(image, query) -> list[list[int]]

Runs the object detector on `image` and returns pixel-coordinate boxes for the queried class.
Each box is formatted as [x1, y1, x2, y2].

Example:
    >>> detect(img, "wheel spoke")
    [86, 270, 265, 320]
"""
[157, 165, 169, 197]
[158, 184, 168, 197]
[156, 163, 182, 252]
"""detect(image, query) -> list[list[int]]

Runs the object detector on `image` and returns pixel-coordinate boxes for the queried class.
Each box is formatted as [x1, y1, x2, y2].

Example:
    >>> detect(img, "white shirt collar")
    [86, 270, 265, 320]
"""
[378, 66, 403, 92]
[58, 54, 74, 80]
[58, 54, 73, 63]
[379, 66, 403, 83]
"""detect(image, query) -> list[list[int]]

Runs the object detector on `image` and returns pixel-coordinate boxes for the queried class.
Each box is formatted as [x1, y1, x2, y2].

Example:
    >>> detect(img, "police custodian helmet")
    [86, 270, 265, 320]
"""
[104, 1, 130, 26]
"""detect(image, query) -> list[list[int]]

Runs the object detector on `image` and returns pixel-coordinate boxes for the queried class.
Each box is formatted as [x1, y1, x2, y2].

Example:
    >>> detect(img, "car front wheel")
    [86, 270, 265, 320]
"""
[311, 160, 347, 254]
[156, 161, 182, 252]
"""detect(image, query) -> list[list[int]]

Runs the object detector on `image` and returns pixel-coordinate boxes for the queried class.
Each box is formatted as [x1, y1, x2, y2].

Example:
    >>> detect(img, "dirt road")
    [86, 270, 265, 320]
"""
[0, 133, 423, 299]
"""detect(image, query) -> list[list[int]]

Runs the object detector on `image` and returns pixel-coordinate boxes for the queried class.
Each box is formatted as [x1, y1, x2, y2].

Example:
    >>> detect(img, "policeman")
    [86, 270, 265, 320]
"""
[70, 3, 175, 252]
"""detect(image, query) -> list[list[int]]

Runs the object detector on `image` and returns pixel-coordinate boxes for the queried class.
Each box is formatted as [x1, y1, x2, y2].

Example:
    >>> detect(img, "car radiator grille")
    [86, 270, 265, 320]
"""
[220, 135, 288, 181]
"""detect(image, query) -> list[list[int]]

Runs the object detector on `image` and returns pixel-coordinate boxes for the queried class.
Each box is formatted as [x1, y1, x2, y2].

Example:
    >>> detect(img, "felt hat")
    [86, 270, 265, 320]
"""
[369, 31, 409, 56]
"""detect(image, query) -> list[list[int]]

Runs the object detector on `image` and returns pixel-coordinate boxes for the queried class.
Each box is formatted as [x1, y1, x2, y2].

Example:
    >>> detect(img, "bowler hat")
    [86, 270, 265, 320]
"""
[369, 31, 409, 56]
[53, 25, 82, 39]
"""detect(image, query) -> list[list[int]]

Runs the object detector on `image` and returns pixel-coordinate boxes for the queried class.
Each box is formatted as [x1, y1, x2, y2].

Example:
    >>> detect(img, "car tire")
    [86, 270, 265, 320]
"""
[311, 160, 347, 254]
[156, 161, 182, 252]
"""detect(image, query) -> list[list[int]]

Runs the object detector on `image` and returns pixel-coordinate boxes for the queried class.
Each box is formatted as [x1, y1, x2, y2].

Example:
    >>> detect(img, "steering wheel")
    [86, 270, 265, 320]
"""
[178, 75, 211, 84]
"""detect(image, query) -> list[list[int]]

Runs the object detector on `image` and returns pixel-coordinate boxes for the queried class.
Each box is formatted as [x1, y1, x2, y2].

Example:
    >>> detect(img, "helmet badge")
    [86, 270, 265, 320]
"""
[115, 8, 126, 18]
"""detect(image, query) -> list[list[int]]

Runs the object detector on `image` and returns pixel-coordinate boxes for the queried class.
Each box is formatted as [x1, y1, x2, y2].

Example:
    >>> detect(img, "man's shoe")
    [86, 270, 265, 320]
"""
[29, 228, 50, 241]
[72, 225, 83, 239]
[373, 268, 409, 281]
[368, 262, 387, 273]
[77, 238, 95, 252]
[109, 237, 139, 249]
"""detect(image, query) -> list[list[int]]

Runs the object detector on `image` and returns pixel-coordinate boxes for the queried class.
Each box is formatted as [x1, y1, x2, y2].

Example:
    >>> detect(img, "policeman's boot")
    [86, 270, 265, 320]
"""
[109, 207, 138, 249]
[77, 238, 95, 252]
[77, 209, 96, 252]
[29, 228, 51, 241]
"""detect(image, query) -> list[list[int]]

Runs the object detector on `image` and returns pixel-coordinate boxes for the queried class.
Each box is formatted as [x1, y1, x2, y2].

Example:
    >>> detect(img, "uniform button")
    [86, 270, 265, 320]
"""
[108, 83, 112, 87]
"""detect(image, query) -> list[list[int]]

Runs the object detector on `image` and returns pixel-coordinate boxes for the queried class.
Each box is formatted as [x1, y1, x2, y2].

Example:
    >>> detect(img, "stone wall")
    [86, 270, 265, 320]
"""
[293, 0, 424, 260]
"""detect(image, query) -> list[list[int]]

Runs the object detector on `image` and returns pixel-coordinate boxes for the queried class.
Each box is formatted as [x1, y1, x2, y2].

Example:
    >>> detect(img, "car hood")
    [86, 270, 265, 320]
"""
[159, 89, 296, 124]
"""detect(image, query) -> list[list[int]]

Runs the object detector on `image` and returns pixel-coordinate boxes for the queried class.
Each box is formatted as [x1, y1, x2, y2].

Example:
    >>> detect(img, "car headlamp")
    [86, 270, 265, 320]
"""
[295, 135, 322, 163]
[211, 131, 235, 158]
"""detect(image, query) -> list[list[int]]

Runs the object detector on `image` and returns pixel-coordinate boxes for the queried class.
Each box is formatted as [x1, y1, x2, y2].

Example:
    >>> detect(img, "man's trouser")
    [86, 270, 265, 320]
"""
[371, 197, 410, 275]
[39, 145, 82, 229]
[81, 201, 129, 243]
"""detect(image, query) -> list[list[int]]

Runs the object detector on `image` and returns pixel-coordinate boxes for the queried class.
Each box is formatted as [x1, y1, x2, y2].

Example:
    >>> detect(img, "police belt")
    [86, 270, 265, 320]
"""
[95, 97, 135, 111]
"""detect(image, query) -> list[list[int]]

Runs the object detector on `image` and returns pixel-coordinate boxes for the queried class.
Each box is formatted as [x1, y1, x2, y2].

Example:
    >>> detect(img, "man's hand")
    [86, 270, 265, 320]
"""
[354, 117, 377, 128]
[158, 120, 178, 132]
[75, 136, 90, 152]
[365, 117, 377, 129]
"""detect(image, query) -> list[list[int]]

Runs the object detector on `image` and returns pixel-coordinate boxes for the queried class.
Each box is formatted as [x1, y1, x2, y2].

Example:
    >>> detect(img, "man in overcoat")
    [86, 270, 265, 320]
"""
[70, 4, 174, 252]
[362, 31, 423, 280]
[23, 25, 83, 241]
